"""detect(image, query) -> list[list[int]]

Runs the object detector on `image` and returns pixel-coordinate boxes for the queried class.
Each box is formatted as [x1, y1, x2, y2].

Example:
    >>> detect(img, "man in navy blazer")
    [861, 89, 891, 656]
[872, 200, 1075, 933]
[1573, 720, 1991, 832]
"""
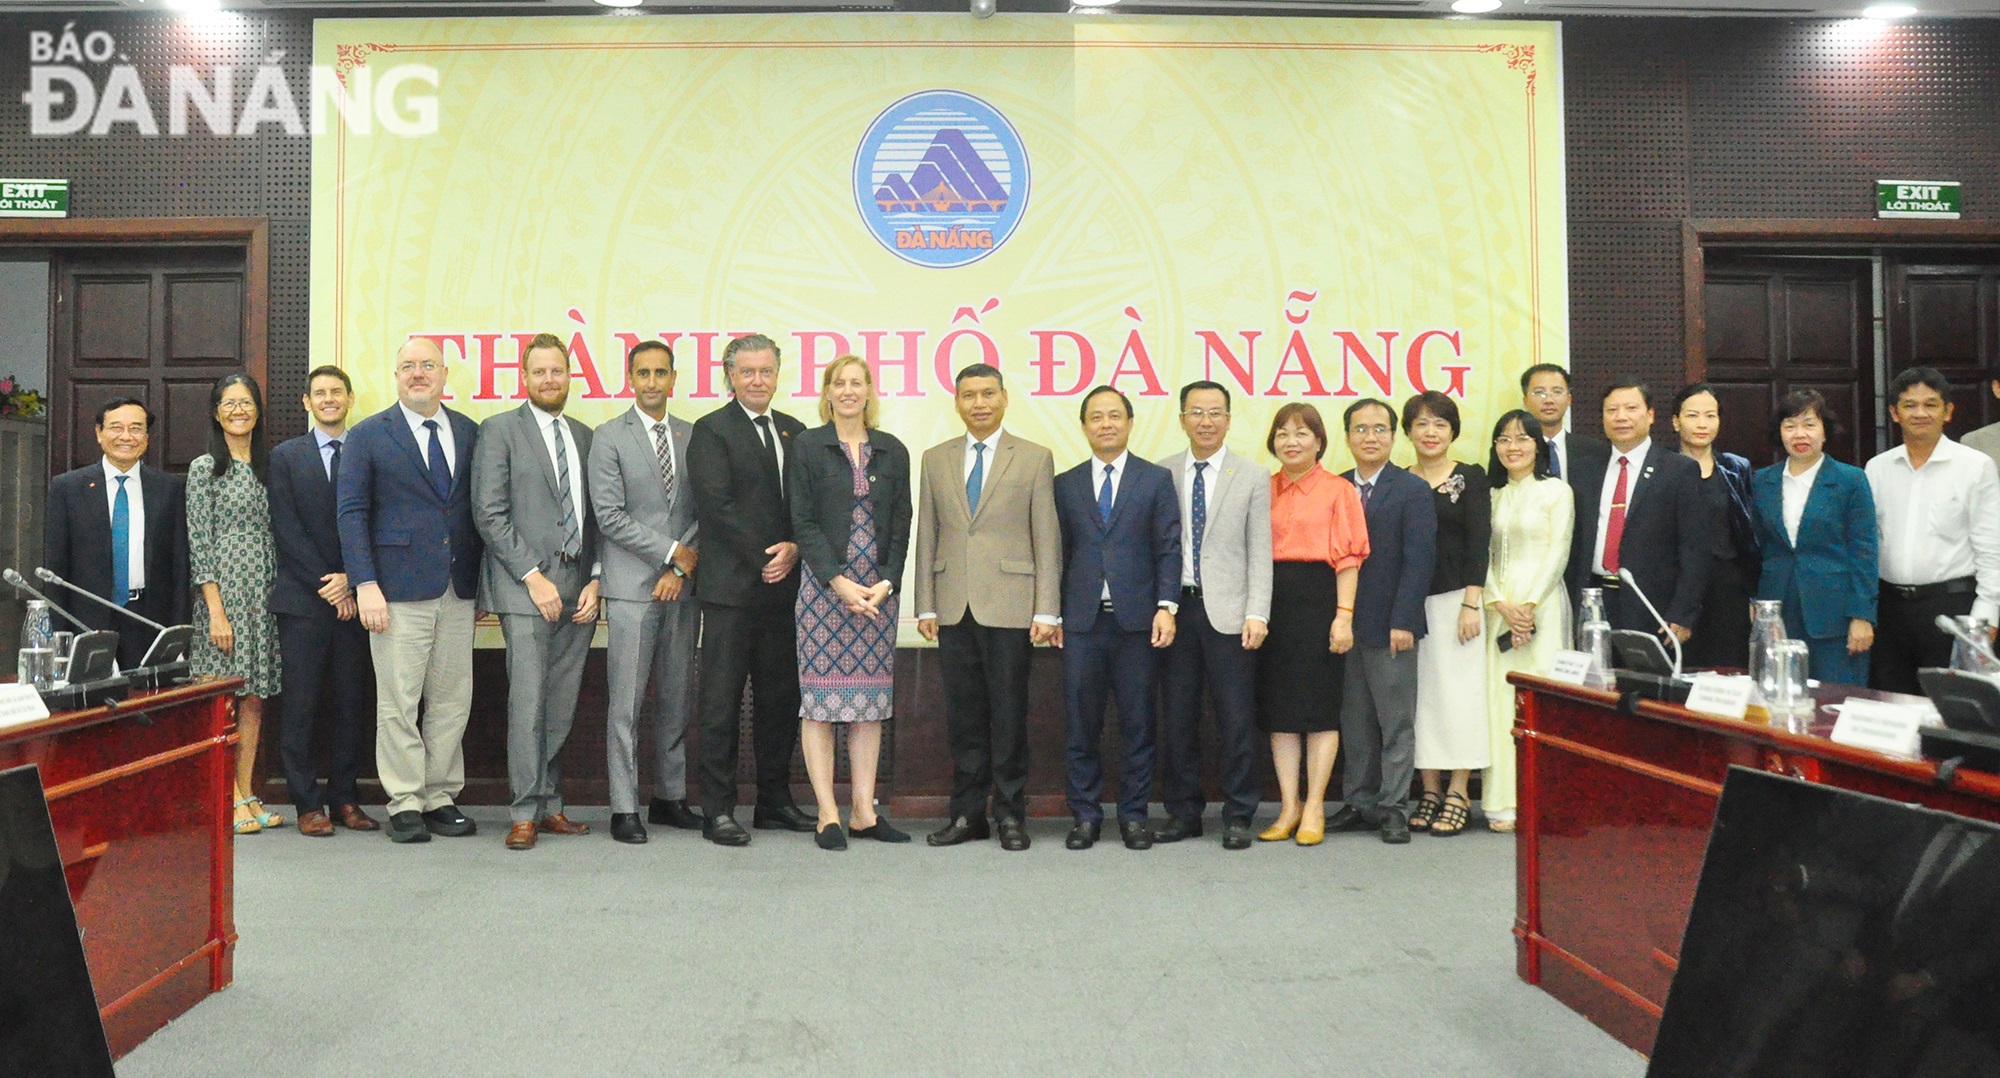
[335, 338, 484, 844]
[266, 366, 378, 837]
[1054, 386, 1181, 851]
[1328, 399, 1436, 844]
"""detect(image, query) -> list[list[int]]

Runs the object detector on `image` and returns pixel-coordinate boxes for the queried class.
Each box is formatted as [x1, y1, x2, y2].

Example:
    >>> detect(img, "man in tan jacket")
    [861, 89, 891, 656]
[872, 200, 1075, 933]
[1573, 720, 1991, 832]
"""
[914, 362, 1062, 851]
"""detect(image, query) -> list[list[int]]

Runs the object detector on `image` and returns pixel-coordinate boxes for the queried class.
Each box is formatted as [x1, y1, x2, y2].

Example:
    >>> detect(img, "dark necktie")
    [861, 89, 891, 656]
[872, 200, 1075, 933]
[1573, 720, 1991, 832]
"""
[1359, 480, 1375, 506]
[1604, 455, 1630, 573]
[1098, 463, 1115, 524]
[967, 441, 986, 517]
[111, 475, 131, 606]
[1191, 460, 1208, 587]
[1546, 438, 1561, 479]
[424, 419, 451, 499]
[754, 415, 781, 491]
[327, 438, 342, 486]
[653, 422, 676, 504]
[553, 418, 581, 559]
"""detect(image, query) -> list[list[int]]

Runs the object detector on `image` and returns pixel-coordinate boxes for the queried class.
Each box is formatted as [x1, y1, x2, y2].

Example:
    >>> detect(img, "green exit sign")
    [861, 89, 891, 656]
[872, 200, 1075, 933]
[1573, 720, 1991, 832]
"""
[0, 179, 68, 218]
[1878, 179, 1961, 220]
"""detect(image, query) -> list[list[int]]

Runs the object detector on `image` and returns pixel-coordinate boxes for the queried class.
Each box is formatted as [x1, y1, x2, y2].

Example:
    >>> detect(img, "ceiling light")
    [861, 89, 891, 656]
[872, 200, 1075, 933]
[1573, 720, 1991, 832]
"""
[1862, 3, 1917, 15]
[1451, 0, 1503, 12]
[164, 0, 222, 10]
[594, 0, 643, 7]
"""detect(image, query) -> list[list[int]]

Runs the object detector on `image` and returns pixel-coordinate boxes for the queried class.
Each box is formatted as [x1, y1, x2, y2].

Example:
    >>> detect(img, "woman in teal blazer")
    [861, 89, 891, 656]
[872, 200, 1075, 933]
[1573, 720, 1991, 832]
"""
[1750, 390, 1879, 687]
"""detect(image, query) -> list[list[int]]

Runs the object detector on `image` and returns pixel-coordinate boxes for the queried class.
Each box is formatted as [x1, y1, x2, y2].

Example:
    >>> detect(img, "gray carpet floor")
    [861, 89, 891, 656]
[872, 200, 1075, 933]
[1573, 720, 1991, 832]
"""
[117, 807, 1647, 1077]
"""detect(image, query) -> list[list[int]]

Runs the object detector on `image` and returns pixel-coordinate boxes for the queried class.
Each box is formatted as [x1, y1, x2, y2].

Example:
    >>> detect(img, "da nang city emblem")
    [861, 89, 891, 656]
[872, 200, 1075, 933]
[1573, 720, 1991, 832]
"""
[853, 89, 1030, 269]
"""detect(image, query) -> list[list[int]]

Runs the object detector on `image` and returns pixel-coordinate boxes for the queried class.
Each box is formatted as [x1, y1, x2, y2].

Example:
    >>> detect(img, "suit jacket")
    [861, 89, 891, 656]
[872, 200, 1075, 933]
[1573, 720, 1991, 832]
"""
[1751, 457, 1878, 639]
[787, 424, 912, 593]
[266, 433, 350, 619]
[1342, 464, 1437, 648]
[472, 402, 599, 614]
[912, 431, 1062, 629]
[685, 401, 804, 609]
[335, 404, 482, 603]
[1961, 421, 2000, 478]
[588, 407, 700, 605]
[1158, 446, 1272, 634]
[1566, 440, 1711, 631]
[42, 461, 191, 644]
[1551, 431, 1609, 486]
[1709, 451, 1760, 565]
[1054, 455, 1181, 634]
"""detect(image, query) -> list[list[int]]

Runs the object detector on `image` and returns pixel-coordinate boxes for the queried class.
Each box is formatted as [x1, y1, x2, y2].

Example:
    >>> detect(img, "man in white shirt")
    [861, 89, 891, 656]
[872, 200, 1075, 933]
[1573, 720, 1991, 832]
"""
[1864, 367, 2000, 694]
[1521, 363, 1608, 485]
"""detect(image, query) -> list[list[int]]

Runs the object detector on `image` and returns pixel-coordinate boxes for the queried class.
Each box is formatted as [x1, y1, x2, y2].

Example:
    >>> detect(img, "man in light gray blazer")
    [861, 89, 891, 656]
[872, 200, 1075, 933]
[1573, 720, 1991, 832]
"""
[473, 333, 602, 852]
[589, 341, 703, 845]
[1153, 381, 1272, 851]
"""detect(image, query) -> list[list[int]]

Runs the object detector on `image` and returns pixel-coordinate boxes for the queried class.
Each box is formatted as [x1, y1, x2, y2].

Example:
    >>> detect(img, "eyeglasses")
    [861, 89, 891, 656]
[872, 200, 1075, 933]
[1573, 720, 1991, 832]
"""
[217, 400, 257, 414]
[1349, 425, 1393, 437]
[1181, 408, 1229, 420]
[1495, 434, 1539, 447]
[395, 360, 441, 374]
[1527, 387, 1569, 401]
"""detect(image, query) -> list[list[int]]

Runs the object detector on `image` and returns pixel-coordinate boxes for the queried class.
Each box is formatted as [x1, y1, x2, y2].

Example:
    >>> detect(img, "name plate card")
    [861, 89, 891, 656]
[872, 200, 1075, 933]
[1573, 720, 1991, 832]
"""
[1684, 673, 1755, 720]
[1545, 650, 1595, 686]
[0, 684, 51, 729]
[1829, 697, 1927, 759]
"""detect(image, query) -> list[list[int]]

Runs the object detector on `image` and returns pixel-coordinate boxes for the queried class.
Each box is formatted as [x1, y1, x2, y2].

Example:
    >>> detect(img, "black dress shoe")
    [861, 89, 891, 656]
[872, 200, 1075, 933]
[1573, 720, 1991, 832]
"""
[1222, 818, 1254, 850]
[648, 798, 704, 830]
[926, 817, 991, 847]
[1120, 819, 1155, 850]
[996, 816, 1031, 851]
[849, 819, 912, 843]
[1152, 817, 1203, 843]
[386, 811, 431, 844]
[703, 814, 752, 847]
[1380, 808, 1412, 845]
[815, 823, 848, 851]
[610, 813, 649, 844]
[1324, 804, 1372, 833]
[421, 804, 476, 837]
[1065, 820, 1101, 850]
[753, 804, 816, 832]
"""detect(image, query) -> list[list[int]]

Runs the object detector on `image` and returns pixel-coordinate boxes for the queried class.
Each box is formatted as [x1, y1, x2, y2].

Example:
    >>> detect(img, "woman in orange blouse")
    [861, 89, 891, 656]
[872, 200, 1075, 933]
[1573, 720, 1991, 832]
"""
[1258, 402, 1369, 846]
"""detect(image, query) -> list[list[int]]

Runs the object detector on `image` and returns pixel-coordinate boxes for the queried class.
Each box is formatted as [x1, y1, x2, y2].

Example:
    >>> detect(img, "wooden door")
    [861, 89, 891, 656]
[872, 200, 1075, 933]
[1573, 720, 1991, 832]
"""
[1888, 257, 2000, 441]
[49, 246, 254, 475]
[1701, 257, 1875, 468]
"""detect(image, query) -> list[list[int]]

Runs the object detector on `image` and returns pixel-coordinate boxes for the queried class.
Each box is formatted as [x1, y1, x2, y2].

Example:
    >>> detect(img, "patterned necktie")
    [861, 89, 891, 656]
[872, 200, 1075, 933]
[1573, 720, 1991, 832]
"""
[1604, 455, 1630, 573]
[111, 475, 131, 606]
[553, 417, 581, 559]
[423, 419, 451, 499]
[327, 438, 342, 486]
[653, 422, 675, 504]
[967, 441, 986, 517]
[1098, 463, 1115, 524]
[1191, 460, 1208, 587]
[1359, 480, 1375, 506]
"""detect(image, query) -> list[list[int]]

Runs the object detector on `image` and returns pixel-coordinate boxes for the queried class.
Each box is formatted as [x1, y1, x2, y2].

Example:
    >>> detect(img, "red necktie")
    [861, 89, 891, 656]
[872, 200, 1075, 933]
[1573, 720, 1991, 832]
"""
[1603, 456, 1629, 573]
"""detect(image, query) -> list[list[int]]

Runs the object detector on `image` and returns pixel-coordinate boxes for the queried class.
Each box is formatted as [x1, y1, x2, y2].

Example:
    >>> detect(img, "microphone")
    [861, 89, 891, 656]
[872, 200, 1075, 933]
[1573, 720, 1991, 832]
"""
[4, 568, 95, 633]
[1618, 567, 1684, 681]
[36, 567, 166, 631]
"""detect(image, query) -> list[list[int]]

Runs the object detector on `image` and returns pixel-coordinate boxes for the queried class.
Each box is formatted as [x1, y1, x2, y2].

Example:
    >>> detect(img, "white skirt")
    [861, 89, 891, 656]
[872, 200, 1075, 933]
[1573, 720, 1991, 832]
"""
[1413, 591, 1492, 770]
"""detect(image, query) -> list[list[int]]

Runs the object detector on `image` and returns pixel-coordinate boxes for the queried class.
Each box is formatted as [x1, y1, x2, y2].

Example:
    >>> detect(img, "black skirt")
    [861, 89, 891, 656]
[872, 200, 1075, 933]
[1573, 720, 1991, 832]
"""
[1258, 561, 1344, 734]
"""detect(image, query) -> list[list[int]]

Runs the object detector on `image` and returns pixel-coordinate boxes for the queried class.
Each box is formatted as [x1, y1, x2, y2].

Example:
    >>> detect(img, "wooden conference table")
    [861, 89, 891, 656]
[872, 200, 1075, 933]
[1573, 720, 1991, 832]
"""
[0, 677, 240, 1059]
[1508, 672, 2000, 1056]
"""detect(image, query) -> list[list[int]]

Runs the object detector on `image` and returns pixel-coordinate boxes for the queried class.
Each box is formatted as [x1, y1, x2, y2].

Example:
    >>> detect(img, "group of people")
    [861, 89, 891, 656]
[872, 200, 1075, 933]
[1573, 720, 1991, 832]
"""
[39, 331, 2000, 851]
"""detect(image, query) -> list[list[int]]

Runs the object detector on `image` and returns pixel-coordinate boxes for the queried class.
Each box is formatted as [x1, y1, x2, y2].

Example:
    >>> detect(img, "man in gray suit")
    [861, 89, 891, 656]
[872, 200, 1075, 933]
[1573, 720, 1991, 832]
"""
[1961, 365, 2000, 475]
[1153, 381, 1272, 850]
[589, 340, 703, 845]
[473, 332, 602, 851]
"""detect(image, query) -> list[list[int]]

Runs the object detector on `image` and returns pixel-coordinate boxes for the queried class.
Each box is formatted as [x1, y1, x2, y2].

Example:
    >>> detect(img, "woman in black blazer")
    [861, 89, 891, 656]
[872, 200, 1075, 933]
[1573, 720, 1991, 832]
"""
[785, 355, 913, 850]
[1672, 383, 1760, 669]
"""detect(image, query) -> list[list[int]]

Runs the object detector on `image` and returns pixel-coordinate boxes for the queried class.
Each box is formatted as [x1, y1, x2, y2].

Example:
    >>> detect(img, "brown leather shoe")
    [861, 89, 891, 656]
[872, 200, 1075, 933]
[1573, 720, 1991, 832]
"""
[297, 809, 335, 837]
[537, 813, 590, 836]
[505, 821, 538, 850]
[333, 803, 380, 832]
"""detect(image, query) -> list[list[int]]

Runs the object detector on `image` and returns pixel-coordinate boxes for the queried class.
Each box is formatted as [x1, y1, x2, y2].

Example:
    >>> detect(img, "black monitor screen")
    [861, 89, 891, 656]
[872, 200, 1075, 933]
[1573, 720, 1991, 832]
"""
[1650, 767, 2000, 1077]
[0, 765, 113, 1077]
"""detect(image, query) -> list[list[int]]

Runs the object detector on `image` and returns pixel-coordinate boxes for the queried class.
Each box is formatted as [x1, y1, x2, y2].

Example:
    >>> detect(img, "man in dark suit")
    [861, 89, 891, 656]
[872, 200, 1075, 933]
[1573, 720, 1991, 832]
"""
[685, 333, 809, 847]
[1053, 386, 1181, 852]
[1522, 362, 1608, 484]
[265, 366, 378, 837]
[336, 337, 484, 844]
[43, 397, 190, 671]
[1566, 381, 1711, 645]
[1328, 399, 1436, 844]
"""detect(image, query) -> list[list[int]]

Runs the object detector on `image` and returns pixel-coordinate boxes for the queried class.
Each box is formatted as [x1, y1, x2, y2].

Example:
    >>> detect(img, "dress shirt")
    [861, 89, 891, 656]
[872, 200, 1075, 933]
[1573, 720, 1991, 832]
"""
[1593, 438, 1653, 576]
[101, 457, 146, 590]
[1866, 436, 2000, 623]
[963, 429, 1003, 480]
[1353, 462, 1387, 503]
[1269, 465, 1370, 570]
[398, 401, 455, 475]
[1180, 448, 1214, 590]
[1547, 430, 1570, 481]
[313, 426, 345, 481]
[1780, 455, 1824, 548]
[739, 399, 784, 482]
[526, 404, 601, 580]
[636, 406, 684, 565]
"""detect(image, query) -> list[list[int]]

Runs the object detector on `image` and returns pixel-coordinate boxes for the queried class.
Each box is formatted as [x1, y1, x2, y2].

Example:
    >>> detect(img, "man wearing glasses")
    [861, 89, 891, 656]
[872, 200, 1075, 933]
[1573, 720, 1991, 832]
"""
[1520, 363, 1606, 484]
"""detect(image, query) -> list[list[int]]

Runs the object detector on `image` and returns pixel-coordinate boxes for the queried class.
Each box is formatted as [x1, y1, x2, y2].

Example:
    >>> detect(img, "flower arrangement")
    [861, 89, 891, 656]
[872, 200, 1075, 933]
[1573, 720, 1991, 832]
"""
[0, 374, 44, 418]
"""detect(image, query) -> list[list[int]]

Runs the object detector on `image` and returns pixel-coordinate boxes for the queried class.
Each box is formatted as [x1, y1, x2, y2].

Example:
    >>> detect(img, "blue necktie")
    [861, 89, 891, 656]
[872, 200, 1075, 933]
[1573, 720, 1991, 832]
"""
[111, 475, 131, 606]
[1191, 460, 1208, 587]
[966, 442, 986, 517]
[1546, 439, 1562, 479]
[1098, 463, 1115, 525]
[327, 438, 342, 486]
[424, 419, 451, 499]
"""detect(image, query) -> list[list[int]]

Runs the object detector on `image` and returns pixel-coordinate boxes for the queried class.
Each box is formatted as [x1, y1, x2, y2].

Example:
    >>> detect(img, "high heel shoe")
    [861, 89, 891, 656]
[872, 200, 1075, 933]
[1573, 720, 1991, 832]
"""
[1257, 815, 1299, 842]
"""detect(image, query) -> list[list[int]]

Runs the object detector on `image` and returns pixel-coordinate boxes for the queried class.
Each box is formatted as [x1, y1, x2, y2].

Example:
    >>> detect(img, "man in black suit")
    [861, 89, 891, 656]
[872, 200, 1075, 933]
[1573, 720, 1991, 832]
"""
[43, 398, 189, 670]
[685, 333, 810, 847]
[1053, 386, 1181, 851]
[1521, 363, 1607, 483]
[1566, 381, 1712, 645]
[265, 366, 378, 838]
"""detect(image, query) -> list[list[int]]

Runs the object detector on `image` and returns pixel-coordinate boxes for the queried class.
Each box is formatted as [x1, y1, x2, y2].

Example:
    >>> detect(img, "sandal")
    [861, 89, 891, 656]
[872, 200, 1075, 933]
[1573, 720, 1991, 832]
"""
[1488, 817, 1516, 834]
[1431, 792, 1470, 837]
[233, 797, 263, 835]
[1410, 791, 1444, 831]
[246, 796, 286, 829]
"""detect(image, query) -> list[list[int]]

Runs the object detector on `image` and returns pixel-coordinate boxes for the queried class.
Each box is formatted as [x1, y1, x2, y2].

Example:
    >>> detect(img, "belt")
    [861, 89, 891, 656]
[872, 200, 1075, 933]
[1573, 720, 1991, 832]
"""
[1099, 600, 1117, 613]
[124, 587, 145, 603]
[1880, 576, 1977, 601]
[1181, 585, 1202, 600]
[1593, 574, 1621, 589]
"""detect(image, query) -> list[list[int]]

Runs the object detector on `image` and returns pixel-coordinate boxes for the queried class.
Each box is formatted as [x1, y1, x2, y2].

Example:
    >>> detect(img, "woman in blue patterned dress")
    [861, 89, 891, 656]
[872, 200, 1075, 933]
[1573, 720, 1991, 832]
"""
[187, 373, 286, 834]
[786, 355, 913, 851]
